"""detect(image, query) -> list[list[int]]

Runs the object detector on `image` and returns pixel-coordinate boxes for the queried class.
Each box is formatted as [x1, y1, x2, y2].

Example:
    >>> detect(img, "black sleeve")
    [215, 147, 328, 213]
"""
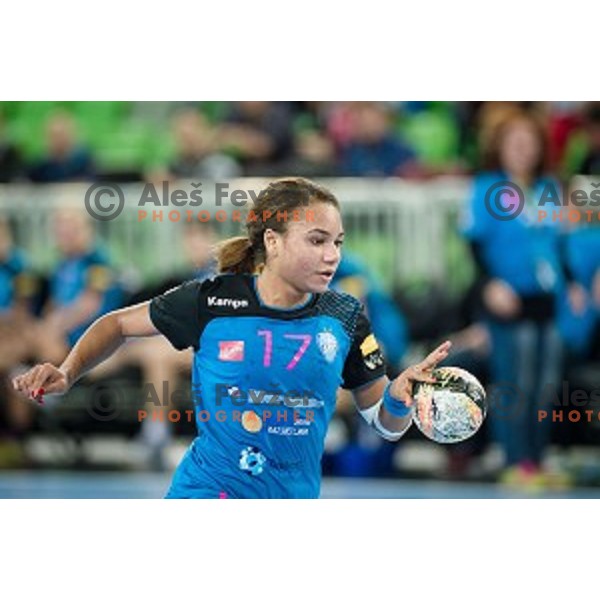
[341, 309, 387, 390]
[149, 280, 203, 350]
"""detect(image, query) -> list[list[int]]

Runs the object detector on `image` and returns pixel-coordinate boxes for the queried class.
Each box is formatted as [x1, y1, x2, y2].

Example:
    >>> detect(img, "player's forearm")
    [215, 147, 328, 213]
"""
[354, 379, 413, 442]
[59, 312, 125, 386]
[379, 406, 412, 434]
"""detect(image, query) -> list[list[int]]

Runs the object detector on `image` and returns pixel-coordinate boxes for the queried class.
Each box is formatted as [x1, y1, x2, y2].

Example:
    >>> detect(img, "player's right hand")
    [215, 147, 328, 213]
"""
[12, 363, 70, 405]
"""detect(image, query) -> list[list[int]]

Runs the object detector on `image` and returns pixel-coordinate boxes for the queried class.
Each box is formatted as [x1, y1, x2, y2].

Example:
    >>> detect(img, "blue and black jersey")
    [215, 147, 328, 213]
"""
[150, 273, 386, 498]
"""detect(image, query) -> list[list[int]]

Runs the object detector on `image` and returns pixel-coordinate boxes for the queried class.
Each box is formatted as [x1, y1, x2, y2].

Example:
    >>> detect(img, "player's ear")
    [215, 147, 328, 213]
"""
[263, 228, 280, 259]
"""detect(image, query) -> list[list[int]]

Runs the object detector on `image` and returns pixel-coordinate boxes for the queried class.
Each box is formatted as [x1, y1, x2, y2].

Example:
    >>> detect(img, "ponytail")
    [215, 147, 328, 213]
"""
[217, 236, 256, 274]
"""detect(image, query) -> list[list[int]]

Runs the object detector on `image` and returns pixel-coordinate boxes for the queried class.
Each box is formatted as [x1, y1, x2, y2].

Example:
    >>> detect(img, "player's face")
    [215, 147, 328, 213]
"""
[273, 202, 344, 293]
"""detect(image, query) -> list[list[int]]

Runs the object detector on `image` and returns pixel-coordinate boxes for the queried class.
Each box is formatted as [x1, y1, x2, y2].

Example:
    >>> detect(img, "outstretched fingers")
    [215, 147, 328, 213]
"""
[419, 340, 452, 373]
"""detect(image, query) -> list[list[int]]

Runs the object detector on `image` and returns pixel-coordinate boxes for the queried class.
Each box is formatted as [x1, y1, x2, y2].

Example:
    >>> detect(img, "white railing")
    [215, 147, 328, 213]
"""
[0, 178, 474, 294]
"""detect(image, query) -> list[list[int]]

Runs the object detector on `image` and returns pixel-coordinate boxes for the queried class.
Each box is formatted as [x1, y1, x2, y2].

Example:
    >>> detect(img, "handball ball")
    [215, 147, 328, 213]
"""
[412, 366, 487, 444]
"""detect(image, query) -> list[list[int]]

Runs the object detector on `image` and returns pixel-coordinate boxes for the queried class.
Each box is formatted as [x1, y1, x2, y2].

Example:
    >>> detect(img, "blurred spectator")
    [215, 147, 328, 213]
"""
[0, 112, 24, 182]
[545, 102, 584, 171]
[476, 102, 535, 168]
[562, 103, 600, 177]
[558, 218, 600, 360]
[0, 218, 39, 465]
[168, 109, 240, 180]
[462, 110, 584, 489]
[288, 102, 336, 177]
[28, 111, 95, 183]
[90, 221, 217, 469]
[556, 215, 600, 448]
[31, 208, 122, 364]
[218, 102, 294, 175]
[0, 218, 38, 319]
[339, 102, 420, 177]
[0, 209, 122, 464]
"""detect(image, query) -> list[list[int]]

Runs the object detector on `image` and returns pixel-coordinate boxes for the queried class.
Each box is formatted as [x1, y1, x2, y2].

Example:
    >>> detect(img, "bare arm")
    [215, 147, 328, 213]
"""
[12, 301, 158, 401]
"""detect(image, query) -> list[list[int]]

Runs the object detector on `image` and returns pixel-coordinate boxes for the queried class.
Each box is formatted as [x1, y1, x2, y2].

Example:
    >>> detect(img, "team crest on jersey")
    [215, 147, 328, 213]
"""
[317, 330, 338, 363]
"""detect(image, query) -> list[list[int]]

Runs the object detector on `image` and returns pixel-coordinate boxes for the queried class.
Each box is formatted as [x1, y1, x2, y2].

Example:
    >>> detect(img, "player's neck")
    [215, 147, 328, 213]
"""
[255, 271, 310, 309]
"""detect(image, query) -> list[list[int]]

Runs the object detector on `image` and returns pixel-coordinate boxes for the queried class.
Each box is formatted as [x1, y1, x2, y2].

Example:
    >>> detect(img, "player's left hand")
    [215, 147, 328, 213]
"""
[389, 340, 452, 407]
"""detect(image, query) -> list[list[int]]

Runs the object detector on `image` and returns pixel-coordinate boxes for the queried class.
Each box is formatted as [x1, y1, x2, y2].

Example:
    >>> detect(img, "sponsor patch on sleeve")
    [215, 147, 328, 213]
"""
[360, 334, 379, 357]
[360, 334, 384, 370]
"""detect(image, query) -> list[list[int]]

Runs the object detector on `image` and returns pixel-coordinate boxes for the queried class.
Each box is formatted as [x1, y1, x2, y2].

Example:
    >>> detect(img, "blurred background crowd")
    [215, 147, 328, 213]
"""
[0, 101, 599, 493]
[1, 101, 599, 183]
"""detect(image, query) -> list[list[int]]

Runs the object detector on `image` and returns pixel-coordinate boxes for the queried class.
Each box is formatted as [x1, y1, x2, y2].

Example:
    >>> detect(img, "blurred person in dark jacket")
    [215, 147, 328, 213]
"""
[339, 102, 421, 177]
[218, 102, 294, 176]
[168, 108, 240, 181]
[28, 111, 95, 183]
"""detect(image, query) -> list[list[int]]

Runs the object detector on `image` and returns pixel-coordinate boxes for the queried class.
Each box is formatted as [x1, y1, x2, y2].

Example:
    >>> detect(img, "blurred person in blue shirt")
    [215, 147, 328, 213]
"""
[558, 221, 600, 360]
[32, 208, 122, 365]
[339, 102, 420, 177]
[1, 209, 121, 465]
[462, 109, 585, 488]
[28, 111, 94, 183]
